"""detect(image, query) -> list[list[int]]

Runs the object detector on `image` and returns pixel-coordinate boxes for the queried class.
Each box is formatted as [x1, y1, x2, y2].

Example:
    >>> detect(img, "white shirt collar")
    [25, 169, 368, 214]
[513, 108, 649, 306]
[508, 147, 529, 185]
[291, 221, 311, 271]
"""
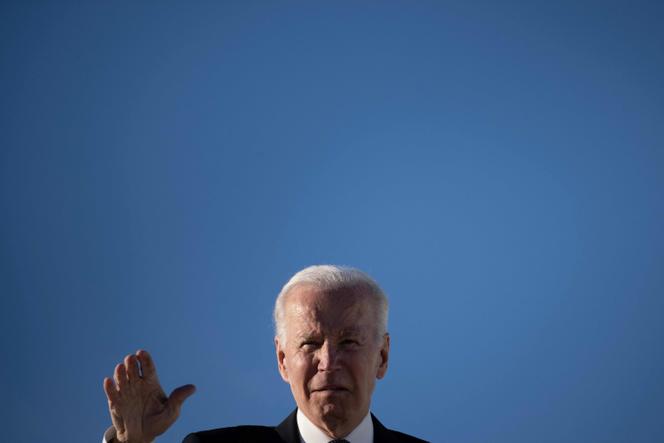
[296, 408, 374, 443]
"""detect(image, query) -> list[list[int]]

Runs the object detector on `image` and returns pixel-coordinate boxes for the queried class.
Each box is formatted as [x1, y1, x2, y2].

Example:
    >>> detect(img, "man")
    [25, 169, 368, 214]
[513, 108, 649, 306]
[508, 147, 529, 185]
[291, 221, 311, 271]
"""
[102, 265, 428, 442]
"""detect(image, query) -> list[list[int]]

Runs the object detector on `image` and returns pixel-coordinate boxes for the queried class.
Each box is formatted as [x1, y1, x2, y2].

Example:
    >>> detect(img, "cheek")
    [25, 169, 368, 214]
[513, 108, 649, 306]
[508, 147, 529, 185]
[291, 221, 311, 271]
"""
[290, 354, 316, 385]
[350, 354, 380, 382]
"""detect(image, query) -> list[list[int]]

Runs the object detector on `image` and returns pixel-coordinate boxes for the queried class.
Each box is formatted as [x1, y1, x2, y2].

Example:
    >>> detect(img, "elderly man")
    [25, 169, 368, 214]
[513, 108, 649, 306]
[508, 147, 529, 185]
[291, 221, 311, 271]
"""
[102, 265, 427, 443]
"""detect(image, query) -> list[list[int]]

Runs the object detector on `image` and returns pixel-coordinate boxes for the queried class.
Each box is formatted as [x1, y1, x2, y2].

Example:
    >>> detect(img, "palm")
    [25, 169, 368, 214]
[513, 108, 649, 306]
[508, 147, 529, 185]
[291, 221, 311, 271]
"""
[104, 350, 195, 443]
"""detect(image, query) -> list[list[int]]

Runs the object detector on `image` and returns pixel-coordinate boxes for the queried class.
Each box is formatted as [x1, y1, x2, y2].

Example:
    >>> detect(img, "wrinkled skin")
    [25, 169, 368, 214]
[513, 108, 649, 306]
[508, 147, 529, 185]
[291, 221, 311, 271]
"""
[102, 350, 195, 443]
[275, 284, 390, 439]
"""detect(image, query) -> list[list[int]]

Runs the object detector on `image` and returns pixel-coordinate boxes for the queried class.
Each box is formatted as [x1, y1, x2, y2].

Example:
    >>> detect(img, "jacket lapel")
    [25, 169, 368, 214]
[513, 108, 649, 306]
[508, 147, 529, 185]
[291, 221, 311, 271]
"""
[277, 409, 397, 443]
[276, 409, 300, 443]
[371, 413, 398, 443]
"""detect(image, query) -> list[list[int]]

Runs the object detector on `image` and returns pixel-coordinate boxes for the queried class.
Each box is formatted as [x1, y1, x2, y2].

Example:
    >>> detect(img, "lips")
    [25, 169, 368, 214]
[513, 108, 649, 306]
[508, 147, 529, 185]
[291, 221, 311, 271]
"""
[312, 384, 349, 393]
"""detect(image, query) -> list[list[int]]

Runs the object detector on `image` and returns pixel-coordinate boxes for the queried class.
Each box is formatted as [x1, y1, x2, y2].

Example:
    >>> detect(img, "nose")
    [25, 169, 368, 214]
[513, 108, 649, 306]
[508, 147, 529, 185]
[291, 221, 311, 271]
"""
[317, 341, 340, 372]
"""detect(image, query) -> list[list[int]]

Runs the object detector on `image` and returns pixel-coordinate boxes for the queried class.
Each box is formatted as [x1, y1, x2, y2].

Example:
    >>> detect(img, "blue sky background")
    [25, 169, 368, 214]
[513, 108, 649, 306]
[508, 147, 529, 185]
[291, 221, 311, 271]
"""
[1, 2, 663, 442]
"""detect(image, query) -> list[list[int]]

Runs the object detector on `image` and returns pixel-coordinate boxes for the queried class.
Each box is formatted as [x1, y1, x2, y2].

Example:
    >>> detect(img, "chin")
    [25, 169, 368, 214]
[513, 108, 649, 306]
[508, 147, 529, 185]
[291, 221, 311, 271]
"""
[316, 400, 346, 419]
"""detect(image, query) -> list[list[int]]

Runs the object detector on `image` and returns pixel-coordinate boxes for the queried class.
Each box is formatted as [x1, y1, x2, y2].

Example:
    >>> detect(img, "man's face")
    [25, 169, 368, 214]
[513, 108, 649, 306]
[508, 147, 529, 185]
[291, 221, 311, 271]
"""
[275, 284, 389, 438]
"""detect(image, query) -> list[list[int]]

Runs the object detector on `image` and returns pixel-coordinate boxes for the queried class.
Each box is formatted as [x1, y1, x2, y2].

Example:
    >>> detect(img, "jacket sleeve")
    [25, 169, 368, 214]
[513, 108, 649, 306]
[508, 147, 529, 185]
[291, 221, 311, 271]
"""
[182, 433, 201, 443]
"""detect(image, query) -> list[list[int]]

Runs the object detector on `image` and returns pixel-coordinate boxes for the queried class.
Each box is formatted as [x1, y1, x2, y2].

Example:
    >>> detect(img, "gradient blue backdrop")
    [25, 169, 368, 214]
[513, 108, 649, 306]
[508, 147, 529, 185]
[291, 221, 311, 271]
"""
[2, 2, 663, 442]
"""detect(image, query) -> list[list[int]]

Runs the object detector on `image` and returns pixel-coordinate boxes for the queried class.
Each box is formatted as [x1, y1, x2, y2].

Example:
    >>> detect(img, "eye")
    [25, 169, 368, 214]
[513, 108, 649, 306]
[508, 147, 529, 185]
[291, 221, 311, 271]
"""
[300, 341, 320, 349]
[341, 338, 359, 346]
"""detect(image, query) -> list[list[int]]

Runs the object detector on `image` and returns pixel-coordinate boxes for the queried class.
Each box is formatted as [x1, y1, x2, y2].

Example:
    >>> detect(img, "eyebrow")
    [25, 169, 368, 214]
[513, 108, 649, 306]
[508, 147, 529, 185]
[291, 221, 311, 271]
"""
[294, 327, 366, 339]
[294, 331, 321, 341]
[338, 327, 367, 337]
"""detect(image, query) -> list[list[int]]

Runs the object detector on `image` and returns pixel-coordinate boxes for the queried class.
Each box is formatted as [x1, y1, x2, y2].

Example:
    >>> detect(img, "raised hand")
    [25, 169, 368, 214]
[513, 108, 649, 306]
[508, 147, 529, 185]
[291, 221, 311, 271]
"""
[103, 350, 196, 443]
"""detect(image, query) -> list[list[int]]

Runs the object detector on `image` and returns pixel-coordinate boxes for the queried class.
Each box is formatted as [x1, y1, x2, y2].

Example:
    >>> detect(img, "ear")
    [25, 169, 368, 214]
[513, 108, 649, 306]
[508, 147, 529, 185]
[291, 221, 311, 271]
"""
[376, 333, 390, 380]
[275, 336, 290, 383]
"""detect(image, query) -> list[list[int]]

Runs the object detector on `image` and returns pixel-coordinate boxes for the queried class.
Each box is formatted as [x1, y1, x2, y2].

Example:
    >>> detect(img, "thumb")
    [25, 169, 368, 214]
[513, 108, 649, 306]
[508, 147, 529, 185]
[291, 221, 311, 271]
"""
[168, 384, 196, 409]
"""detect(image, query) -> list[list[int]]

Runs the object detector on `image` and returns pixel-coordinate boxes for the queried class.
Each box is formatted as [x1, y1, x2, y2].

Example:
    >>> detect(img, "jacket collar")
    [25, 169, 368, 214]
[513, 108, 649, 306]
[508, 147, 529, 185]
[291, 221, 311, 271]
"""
[276, 409, 396, 443]
[371, 413, 399, 443]
[276, 409, 300, 443]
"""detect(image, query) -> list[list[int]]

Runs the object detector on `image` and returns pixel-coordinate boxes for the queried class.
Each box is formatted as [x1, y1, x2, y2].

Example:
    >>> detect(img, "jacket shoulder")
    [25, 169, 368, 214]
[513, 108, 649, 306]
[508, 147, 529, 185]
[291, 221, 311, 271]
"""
[371, 413, 430, 443]
[183, 425, 283, 443]
[385, 429, 430, 443]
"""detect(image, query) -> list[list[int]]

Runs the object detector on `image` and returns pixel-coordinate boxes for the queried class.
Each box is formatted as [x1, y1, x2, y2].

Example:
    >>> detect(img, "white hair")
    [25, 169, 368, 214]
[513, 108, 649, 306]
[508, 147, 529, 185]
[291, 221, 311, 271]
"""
[273, 265, 389, 343]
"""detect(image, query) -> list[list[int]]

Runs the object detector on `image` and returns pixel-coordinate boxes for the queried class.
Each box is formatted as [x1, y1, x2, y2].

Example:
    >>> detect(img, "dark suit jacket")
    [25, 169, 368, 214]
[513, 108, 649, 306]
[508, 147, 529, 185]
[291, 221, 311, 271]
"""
[182, 409, 428, 443]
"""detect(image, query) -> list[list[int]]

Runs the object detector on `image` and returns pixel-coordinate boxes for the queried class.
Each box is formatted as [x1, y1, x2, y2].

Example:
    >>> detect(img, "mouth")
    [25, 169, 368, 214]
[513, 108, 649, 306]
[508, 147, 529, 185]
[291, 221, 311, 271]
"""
[312, 385, 349, 393]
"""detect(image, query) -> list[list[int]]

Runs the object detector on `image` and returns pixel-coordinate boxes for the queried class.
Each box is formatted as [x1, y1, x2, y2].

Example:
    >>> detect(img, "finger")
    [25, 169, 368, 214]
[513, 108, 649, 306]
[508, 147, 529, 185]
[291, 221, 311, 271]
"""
[124, 354, 140, 382]
[168, 384, 196, 409]
[136, 349, 158, 382]
[114, 363, 128, 389]
[104, 377, 125, 434]
[103, 377, 119, 404]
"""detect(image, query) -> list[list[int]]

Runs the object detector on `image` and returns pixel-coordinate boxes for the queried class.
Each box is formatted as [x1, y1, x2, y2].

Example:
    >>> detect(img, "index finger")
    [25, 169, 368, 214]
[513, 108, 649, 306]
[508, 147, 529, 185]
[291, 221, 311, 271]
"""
[103, 377, 119, 404]
[136, 349, 158, 382]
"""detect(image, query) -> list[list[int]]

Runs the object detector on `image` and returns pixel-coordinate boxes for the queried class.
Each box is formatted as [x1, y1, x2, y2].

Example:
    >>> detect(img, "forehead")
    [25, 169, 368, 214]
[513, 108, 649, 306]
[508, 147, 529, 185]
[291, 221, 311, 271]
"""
[282, 284, 376, 334]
